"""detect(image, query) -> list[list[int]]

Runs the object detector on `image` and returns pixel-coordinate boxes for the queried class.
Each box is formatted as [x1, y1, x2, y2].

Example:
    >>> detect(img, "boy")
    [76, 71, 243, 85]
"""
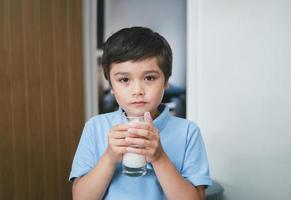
[69, 27, 211, 200]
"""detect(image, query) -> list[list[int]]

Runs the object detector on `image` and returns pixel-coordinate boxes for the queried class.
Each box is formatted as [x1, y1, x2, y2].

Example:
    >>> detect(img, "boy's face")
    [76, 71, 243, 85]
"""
[109, 57, 167, 118]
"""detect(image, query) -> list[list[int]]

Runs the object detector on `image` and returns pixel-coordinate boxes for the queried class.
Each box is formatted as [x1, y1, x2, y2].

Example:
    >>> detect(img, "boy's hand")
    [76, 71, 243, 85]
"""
[125, 112, 165, 163]
[105, 124, 129, 164]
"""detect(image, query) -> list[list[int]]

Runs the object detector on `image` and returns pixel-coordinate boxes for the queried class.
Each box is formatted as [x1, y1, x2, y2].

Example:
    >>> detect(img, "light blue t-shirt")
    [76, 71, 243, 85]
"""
[69, 104, 212, 199]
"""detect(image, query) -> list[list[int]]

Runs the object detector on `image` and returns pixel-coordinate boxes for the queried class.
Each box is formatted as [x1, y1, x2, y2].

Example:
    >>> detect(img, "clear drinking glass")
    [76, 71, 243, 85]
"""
[122, 116, 147, 177]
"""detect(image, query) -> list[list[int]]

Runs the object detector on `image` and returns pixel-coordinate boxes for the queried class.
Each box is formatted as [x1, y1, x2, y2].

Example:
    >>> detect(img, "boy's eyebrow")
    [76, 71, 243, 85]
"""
[113, 72, 130, 76]
[143, 70, 160, 74]
[113, 70, 160, 76]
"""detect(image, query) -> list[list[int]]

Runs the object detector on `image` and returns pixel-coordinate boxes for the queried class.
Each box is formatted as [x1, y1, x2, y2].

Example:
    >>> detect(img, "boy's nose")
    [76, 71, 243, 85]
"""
[132, 82, 145, 96]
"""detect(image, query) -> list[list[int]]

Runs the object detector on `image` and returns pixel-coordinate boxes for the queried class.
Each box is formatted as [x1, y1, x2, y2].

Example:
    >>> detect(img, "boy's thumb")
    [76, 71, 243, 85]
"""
[144, 112, 153, 124]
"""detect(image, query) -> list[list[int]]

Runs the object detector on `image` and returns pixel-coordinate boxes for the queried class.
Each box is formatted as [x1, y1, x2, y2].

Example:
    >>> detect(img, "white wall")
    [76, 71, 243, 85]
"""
[105, 0, 186, 87]
[188, 0, 291, 199]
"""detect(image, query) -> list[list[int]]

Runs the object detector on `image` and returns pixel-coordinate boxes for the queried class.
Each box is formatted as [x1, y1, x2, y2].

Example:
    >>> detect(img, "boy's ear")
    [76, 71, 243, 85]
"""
[165, 82, 170, 89]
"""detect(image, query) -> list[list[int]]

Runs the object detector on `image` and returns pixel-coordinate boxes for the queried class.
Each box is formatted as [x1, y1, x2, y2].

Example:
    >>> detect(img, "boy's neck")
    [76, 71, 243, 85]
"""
[151, 109, 160, 120]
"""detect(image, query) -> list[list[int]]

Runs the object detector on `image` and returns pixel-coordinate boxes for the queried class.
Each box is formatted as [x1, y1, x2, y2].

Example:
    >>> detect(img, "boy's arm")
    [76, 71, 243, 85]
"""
[72, 151, 116, 200]
[152, 152, 205, 200]
[72, 124, 128, 200]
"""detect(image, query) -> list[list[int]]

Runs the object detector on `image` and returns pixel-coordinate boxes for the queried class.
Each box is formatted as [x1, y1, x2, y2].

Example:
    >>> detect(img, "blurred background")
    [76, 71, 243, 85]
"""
[1, 0, 291, 200]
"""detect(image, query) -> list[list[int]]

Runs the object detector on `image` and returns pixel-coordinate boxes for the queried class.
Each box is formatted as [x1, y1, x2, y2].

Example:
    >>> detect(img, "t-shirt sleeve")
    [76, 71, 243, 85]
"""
[181, 123, 212, 187]
[69, 121, 96, 181]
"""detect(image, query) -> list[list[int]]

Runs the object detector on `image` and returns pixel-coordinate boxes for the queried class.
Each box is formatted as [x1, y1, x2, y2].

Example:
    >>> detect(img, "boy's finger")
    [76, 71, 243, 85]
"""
[109, 130, 127, 139]
[125, 137, 150, 147]
[111, 138, 128, 147]
[127, 128, 152, 139]
[115, 146, 127, 154]
[112, 124, 129, 131]
[126, 147, 147, 155]
[128, 122, 149, 129]
[144, 112, 153, 124]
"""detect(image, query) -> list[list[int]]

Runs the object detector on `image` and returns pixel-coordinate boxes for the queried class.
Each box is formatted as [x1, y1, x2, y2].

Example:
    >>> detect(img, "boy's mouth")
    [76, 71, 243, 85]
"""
[131, 101, 147, 106]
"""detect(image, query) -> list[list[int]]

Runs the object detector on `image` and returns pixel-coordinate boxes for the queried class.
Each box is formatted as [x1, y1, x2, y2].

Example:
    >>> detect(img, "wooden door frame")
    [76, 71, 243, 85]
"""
[82, 0, 98, 120]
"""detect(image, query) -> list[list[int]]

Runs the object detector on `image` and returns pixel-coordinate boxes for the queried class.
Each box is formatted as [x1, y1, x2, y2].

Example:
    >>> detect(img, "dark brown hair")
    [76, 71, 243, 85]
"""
[101, 27, 172, 84]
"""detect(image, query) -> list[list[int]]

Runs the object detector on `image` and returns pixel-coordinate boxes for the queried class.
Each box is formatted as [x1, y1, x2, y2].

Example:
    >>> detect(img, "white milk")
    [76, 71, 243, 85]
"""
[123, 152, 146, 168]
[122, 117, 147, 169]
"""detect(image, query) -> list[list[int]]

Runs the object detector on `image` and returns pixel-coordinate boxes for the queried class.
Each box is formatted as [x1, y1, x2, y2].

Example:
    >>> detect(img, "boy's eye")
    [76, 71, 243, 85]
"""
[144, 76, 157, 81]
[118, 77, 129, 83]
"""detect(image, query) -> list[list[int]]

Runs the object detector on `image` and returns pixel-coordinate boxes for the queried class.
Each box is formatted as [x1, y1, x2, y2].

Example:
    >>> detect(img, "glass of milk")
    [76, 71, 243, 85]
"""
[122, 116, 147, 177]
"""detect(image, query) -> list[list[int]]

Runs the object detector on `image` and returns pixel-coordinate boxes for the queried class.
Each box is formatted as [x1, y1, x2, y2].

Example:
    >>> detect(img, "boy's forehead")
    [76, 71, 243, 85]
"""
[110, 58, 161, 73]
